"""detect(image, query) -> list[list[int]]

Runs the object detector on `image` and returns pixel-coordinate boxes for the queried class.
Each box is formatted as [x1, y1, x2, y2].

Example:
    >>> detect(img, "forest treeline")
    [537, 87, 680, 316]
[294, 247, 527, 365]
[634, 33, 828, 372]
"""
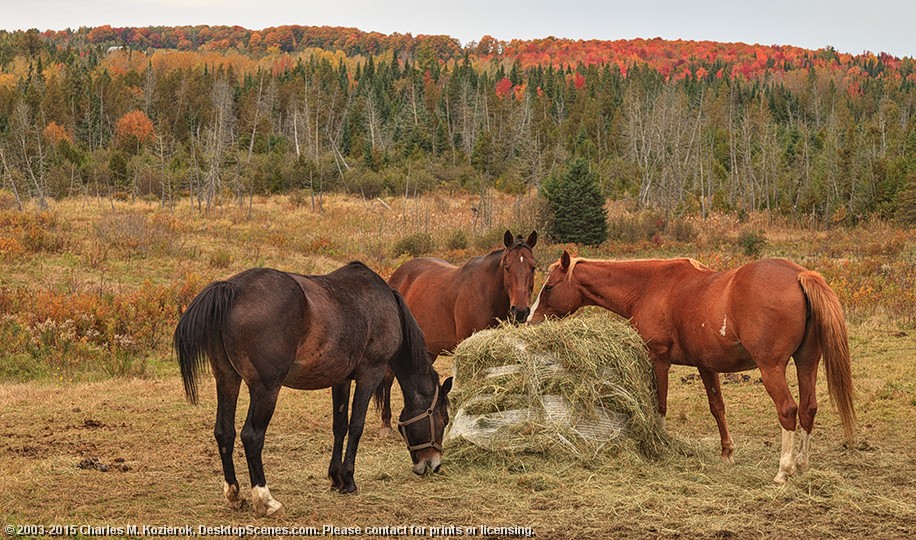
[1, 25, 915, 223]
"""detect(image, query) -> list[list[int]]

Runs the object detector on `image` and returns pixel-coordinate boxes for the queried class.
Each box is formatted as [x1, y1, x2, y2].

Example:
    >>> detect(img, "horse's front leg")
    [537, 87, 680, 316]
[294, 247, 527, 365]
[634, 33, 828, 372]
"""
[378, 369, 396, 438]
[697, 367, 735, 463]
[651, 359, 671, 431]
[337, 375, 383, 494]
[328, 381, 351, 491]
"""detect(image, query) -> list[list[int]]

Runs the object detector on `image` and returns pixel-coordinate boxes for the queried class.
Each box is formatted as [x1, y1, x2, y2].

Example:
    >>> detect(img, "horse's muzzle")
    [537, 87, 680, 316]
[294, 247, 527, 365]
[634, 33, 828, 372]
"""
[509, 306, 530, 324]
[412, 451, 442, 475]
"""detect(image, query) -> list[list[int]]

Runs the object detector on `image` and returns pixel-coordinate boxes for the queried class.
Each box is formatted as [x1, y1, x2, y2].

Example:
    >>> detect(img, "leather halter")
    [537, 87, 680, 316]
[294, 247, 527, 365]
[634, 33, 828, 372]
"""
[397, 385, 442, 452]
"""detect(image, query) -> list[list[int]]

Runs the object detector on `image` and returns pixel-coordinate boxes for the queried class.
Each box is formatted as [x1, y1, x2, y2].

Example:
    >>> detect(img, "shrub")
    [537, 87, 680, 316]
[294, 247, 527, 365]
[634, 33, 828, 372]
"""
[736, 230, 767, 256]
[209, 248, 233, 268]
[0, 189, 19, 210]
[93, 212, 177, 259]
[542, 158, 608, 245]
[607, 212, 663, 243]
[669, 218, 697, 242]
[0, 210, 66, 254]
[446, 229, 469, 250]
[345, 167, 385, 199]
[0, 274, 205, 380]
[392, 232, 434, 257]
[474, 227, 508, 249]
[288, 189, 311, 208]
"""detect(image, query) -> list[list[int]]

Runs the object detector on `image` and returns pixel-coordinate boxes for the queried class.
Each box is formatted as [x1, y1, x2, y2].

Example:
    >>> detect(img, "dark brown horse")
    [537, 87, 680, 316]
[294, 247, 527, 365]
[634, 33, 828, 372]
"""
[528, 252, 855, 484]
[175, 263, 452, 516]
[376, 230, 538, 435]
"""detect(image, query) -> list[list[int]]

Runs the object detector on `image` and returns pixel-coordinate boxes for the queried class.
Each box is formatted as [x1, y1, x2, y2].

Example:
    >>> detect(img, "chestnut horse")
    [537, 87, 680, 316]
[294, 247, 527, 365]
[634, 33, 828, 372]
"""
[528, 252, 855, 484]
[175, 263, 452, 516]
[376, 230, 538, 434]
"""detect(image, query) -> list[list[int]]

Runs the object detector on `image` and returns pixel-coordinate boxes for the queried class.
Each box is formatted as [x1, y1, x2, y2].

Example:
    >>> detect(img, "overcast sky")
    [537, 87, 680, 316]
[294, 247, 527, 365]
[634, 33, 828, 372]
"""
[2, 1, 913, 58]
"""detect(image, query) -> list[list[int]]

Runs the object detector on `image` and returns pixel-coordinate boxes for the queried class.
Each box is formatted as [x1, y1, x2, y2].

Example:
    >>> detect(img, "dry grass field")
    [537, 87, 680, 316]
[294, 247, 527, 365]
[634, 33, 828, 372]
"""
[1, 192, 914, 538]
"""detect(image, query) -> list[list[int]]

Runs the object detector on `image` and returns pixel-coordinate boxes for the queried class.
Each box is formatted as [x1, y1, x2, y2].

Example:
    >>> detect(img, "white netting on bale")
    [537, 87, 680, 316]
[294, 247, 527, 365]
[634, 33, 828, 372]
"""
[445, 312, 678, 459]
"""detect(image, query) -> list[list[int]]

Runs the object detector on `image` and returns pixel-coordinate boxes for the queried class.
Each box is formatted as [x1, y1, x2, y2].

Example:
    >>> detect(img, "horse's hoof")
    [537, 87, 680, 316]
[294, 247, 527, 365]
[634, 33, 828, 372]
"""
[795, 458, 809, 474]
[720, 454, 735, 464]
[338, 483, 358, 495]
[224, 482, 247, 510]
[251, 485, 284, 517]
[378, 427, 396, 439]
[773, 471, 790, 485]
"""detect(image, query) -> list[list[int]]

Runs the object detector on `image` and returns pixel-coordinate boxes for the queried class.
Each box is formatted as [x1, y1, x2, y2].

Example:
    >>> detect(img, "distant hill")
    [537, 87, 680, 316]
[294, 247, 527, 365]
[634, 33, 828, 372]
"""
[19, 24, 914, 81]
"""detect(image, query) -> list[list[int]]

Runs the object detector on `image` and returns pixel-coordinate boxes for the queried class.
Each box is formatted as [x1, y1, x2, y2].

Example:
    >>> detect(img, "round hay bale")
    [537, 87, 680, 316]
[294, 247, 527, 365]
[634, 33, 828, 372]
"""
[445, 312, 678, 460]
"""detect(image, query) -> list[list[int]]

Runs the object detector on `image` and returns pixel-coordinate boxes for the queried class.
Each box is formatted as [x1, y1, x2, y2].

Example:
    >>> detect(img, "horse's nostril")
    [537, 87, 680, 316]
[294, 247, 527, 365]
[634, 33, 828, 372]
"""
[433, 464, 441, 473]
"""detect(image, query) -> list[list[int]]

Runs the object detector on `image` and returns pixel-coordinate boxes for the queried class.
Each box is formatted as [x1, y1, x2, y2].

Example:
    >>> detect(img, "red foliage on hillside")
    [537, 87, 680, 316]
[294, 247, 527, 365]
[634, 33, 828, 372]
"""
[38, 25, 913, 82]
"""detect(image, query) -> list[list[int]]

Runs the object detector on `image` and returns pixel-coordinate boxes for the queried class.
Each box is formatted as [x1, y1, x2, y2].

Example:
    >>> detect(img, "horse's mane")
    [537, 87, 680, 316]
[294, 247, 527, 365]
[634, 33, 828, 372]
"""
[551, 256, 710, 282]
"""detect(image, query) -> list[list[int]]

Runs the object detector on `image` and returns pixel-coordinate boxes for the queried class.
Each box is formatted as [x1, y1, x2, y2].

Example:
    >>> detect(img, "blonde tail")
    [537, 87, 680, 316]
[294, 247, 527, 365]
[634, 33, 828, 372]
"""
[798, 271, 856, 443]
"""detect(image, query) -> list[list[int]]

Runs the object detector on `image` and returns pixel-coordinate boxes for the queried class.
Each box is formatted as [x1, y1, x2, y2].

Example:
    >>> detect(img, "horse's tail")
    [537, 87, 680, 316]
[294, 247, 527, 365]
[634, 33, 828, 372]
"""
[174, 280, 237, 405]
[798, 271, 856, 443]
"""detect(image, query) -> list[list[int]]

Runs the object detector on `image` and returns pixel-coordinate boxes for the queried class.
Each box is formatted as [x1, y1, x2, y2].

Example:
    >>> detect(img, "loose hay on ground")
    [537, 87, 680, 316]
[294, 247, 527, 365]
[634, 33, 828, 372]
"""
[446, 312, 683, 460]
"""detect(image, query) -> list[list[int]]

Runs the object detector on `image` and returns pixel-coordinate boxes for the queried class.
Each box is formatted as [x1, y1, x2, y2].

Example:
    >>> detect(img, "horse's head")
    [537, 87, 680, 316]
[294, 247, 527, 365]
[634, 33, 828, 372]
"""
[527, 250, 583, 324]
[398, 376, 453, 475]
[500, 230, 538, 323]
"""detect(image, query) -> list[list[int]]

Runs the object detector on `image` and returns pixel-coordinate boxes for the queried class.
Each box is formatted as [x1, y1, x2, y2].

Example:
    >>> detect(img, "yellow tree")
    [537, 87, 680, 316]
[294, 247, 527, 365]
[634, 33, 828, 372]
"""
[42, 121, 72, 146]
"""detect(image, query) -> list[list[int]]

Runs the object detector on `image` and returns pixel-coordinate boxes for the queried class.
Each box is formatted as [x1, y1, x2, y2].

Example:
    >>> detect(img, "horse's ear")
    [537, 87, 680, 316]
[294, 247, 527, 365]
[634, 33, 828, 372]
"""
[526, 230, 538, 248]
[503, 230, 513, 248]
[442, 376, 453, 396]
[560, 250, 571, 271]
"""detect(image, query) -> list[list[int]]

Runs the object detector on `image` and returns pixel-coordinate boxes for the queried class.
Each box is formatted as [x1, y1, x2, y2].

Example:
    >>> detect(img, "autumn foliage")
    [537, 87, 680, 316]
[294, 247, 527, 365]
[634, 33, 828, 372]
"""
[1, 25, 914, 224]
[43, 121, 72, 146]
[494, 77, 514, 98]
[115, 110, 155, 149]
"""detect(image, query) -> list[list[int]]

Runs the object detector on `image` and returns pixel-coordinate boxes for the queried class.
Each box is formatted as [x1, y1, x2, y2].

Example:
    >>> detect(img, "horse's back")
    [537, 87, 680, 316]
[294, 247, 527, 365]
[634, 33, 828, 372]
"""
[388, 257, 471, 355]
[222, 263, 402, 390]
[292, 261, 403, 362]
[648, 258, 810, 370]
[388, 257, 457, 292]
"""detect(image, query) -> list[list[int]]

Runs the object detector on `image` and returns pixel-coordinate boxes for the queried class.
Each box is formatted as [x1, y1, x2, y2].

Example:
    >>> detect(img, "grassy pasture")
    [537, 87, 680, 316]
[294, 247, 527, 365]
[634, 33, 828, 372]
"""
[1, 192, 914, 538]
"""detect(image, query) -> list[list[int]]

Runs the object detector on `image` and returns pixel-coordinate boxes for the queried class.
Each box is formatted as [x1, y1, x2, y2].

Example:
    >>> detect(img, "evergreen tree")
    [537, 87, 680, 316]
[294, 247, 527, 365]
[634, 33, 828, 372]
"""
[542, 157, 608, 245]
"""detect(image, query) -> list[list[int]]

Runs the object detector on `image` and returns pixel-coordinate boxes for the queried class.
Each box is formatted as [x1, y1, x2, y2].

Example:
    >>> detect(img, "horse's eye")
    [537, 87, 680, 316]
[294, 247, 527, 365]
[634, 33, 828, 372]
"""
[544, 284, 553, 291]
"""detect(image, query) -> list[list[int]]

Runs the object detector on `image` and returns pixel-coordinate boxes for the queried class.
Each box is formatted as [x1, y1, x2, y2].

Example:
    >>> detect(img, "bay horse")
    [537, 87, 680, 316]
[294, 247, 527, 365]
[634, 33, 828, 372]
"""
[377, 230, 538, 435]
[175, 262, 452, 516]
[528, 252, 855, 484]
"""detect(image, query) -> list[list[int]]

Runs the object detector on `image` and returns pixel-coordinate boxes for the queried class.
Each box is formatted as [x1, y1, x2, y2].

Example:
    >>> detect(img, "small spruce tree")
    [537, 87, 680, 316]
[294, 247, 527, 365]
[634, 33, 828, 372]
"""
[543, 157, 608, 245]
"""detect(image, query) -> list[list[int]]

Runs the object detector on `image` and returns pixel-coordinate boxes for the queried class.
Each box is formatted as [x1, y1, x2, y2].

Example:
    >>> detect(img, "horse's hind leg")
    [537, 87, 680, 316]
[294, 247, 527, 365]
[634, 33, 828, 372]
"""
[240, 381, 283, 516]
[793, 329, 822, 475]
[328, 381, 351, 491]
[697, 367, 735, 463]
[378, 369, 396, 438]
[212, 359, 244, 509]
[758, 362, 799, 484]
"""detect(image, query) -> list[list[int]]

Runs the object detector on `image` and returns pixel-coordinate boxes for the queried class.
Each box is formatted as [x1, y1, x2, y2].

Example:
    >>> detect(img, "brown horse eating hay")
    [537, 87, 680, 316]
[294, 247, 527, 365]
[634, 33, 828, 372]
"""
[528, 252, 855, 484]
[175, 263, 452, 516]
[376, 230, 538, 435]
